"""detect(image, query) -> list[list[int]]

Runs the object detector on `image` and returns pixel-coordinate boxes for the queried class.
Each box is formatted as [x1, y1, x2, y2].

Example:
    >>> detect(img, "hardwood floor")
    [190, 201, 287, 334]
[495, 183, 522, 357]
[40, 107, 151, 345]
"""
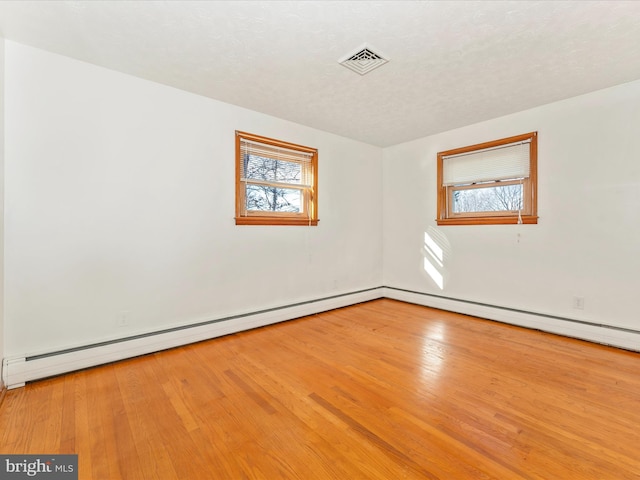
[1, 299, 639, 479]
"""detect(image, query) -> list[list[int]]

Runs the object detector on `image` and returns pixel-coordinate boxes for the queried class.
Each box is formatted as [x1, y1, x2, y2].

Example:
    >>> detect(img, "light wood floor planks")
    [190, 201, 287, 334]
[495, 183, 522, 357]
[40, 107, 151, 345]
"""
[1, 299, 640, 479]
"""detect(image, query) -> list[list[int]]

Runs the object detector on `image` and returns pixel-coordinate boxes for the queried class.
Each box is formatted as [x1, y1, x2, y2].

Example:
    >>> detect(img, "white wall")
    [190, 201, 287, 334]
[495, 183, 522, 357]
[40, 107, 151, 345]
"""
[383, 79, 640, 337]
[0, 38, 5, 384]
[4, 41, 383, 357]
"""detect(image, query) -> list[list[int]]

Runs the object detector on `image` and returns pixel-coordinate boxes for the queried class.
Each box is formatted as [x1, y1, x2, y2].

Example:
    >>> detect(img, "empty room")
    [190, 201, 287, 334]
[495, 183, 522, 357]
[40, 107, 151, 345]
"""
[1, 1, 639, 479]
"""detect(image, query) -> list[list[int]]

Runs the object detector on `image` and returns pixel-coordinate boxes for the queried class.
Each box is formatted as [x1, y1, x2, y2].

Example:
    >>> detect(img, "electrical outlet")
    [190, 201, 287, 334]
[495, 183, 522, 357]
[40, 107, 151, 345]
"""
[117, 311, 131, 327]
[572, 297, 585, 310]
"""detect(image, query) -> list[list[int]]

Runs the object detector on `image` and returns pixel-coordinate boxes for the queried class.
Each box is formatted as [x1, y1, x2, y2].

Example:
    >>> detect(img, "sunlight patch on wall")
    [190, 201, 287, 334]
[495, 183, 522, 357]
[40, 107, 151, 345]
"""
[423, 257, 444, 290]
[422, 228, 450, 290]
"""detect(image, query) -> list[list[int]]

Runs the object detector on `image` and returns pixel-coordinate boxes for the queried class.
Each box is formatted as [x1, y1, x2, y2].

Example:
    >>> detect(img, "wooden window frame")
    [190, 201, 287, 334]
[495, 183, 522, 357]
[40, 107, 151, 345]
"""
[235, 131, 318, 226]
[437, 132, 538, 226]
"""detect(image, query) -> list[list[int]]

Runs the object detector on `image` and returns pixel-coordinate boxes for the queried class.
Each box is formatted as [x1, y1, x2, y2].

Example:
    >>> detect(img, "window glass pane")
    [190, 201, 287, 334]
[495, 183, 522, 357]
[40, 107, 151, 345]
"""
[246, 184, 302, 212]
[452, 184, 522, 213]
[244, 155, 302, 185]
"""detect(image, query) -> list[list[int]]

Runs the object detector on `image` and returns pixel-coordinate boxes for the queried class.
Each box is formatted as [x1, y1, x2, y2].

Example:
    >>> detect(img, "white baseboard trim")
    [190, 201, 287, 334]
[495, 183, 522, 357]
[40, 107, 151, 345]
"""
[4, 286, 638, 389]
[2, 287, 384, 389]
[383, 287, 640, 353]
[0, 378, 6, 407]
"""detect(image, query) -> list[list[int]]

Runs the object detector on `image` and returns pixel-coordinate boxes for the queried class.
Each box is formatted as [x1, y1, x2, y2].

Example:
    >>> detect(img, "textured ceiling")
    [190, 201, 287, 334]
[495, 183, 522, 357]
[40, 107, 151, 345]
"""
[1, 1, 640, 147]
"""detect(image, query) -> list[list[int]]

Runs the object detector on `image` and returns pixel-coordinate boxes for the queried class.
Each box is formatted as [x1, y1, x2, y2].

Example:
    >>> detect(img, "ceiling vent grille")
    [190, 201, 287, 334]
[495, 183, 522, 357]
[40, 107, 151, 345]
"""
[339, 44, 389, 75]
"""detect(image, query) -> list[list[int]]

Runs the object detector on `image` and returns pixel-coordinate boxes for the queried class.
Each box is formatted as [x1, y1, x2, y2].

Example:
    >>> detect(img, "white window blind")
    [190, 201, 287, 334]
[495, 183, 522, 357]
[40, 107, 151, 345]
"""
[442, 141, 530, 186]
[240, 138, 313, 188]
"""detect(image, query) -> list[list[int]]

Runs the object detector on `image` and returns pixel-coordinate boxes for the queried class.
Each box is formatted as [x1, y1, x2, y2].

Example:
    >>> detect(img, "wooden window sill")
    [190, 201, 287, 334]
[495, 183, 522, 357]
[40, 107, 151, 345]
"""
[235, 217, 319, 226]
[436, 215, 538, 226]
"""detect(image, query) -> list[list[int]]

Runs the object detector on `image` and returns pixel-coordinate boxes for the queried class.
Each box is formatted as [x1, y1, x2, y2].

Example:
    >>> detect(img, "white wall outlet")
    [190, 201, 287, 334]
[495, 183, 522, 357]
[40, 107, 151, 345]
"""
[117, 311, 131, 327]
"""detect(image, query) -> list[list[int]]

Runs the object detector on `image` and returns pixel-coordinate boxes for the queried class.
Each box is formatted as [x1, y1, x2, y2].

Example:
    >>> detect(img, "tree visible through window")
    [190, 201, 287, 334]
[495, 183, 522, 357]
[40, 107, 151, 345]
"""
[235, 131, 318, 226]
[437, 132, 538, 225]
[452, 183, 523, 213]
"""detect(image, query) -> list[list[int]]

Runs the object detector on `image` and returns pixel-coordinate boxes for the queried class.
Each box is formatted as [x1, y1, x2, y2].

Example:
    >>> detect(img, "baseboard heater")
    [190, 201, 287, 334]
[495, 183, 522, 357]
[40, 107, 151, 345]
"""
[2, 287, 385, 389]
[3, 286, 639, 389]
[383, 287, 640, 353]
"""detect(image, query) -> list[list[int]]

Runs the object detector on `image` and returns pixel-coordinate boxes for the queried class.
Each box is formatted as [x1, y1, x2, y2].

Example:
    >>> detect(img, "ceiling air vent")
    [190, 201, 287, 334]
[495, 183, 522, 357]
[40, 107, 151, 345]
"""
[339, 44, 389, 75]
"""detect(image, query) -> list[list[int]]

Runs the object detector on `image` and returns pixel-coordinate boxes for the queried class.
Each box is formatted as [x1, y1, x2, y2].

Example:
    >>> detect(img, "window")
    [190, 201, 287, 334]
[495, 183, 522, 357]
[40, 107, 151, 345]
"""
[437, 132, 537, 225]
[235, 131, 318, 226]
